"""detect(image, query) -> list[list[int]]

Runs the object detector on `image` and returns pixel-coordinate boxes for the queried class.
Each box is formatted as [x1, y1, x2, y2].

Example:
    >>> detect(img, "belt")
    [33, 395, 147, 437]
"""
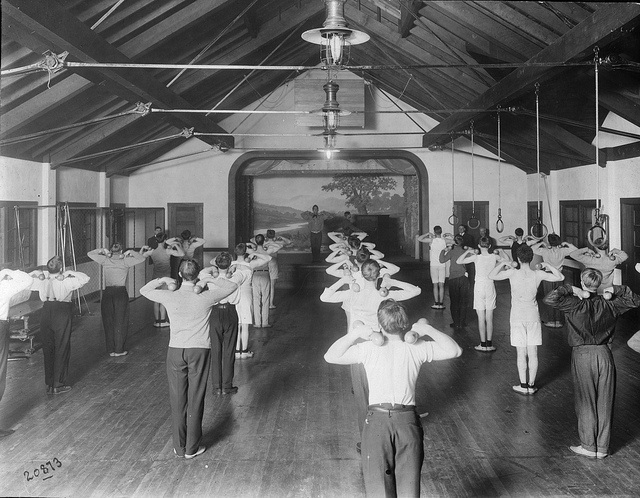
[214, 303, 234, 309]
[253, 269, 269, 272]
[368, 404, 415, 413]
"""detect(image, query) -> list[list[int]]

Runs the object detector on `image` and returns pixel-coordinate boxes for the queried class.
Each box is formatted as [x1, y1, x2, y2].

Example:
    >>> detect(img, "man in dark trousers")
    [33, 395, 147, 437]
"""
[140, 260, 237, 459]
[30, 256, 90, 395]
[543, 268, 640, 459]
[302, 204, 330, 262]
[205, 252, 247, 395]
[88, 243, 152, 356]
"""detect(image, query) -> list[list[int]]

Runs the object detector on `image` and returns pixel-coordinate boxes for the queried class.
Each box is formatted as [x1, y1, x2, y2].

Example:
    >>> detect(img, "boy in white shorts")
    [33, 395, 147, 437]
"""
[418, 225, 448, 309]
[489, 244, 564, 394]
[457, 237, 508, 351]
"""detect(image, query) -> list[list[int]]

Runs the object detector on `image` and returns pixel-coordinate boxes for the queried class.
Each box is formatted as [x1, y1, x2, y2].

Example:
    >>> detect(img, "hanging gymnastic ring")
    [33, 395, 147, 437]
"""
[467, 214, 480, 230]
[448, 207, 459, 226]
[529, 220, 548, 240]
[587, 225, 607, 248]
[495, 209, 504, 234]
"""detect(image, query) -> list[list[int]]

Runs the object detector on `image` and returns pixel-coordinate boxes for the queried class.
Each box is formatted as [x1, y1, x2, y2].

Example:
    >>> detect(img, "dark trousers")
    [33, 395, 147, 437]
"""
[351, 363, 370, 437]
[539, 279, 564, 324]
[572, 345, 615, 453]
[40, 301, 73, 388]
[101, 286, 129, 354]
[0, 320, 8, 401]
[362, 408, 424, 498]
[210, 305, 238, 390]
[449, 276, 471, 327]
[310, 231, 322, 262]
[166, 347, 210, 456]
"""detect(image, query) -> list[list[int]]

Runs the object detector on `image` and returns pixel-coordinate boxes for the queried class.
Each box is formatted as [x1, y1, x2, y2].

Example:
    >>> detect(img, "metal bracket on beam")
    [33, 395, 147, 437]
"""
[40, 50, 68, 73]
[179, 127, 195, 139]
[132, 102, 152, 116]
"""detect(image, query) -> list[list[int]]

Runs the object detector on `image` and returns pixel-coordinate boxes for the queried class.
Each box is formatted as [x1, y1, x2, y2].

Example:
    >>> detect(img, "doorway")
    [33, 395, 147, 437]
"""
[168, 203, 204, 267]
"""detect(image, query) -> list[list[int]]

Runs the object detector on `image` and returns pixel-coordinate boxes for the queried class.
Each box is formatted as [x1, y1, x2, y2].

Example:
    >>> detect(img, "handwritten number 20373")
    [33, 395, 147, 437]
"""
[24, 458, 62, 481]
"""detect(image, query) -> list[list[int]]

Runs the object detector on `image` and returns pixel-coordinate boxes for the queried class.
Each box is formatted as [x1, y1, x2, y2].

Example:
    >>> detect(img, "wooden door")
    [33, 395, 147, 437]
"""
[454, 201, 489, 242]
[621, 198, 640, 297]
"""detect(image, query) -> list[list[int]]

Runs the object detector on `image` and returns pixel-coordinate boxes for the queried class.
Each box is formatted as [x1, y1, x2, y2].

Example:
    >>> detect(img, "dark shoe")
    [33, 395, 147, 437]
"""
[52, 385, 72, 395]
[222, 386, 238, 395]
[185, 445, 206, 459]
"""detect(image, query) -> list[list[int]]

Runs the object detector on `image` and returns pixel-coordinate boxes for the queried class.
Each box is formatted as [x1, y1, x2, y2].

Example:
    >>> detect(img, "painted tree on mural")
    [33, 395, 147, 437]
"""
[321, 174, 398, 214]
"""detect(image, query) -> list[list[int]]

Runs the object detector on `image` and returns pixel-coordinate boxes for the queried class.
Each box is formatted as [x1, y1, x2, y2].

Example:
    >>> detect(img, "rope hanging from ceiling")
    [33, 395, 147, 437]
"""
[587, 46, 607, 249]
[448, 134, 459, 226]
[495, 109, 504, 233]
[467, 122, 481, 230]
[530, 82, 548, 240]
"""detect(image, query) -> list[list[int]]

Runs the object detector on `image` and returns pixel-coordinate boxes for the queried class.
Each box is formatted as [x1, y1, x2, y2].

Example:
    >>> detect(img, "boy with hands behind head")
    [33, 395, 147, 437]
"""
[324, 300, 462, 498]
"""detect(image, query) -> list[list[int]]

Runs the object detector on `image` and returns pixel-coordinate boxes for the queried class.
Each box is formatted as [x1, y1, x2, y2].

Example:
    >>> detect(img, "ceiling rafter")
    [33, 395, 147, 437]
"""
[422, 3, 640, 148]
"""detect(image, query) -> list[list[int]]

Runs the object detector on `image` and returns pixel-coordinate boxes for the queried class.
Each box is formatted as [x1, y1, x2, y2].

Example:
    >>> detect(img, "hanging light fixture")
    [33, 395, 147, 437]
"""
[318, 132, 340, 160]
[320, 80, 351, 132]
[301, 0, 370, 66]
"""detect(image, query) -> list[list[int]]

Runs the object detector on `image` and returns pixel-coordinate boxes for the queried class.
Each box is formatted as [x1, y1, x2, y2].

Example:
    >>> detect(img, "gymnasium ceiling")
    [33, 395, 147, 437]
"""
[1, 0, 639, 177]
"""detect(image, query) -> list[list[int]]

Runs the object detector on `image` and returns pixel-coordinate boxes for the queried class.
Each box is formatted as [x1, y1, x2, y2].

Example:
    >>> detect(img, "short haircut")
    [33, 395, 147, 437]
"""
[344, 211, 350, 217]
[347, 235, 361, 250]
[548, 233, 561, 247]
[255, 234, 265, 245]
[266, 229, 275, 239]
[478, 237, 491, 248]
[110, 243, 123, 253]
[377, 299, 411, 336]
[235, 243, 247, 256]
[361, 259, 380, 281]
[215, 252, 232, 270]
[515, 228, 524, 236]
[312, 204, 318, 210]
[454, 234, 463, 245]
[458, 224, 467, 232]
[47, 256, 63, 274]
[581, 268, 603, 291]
[155, 226, 162, 231]
[433, 226, 442, 234]
[181, 229, 191, 240]
[179, 259, 200, 282]
[516, 244, 534, 263]
[591, 237, 608, 251]
[155, 232, 167, 242]
[355, 247, 371, 263]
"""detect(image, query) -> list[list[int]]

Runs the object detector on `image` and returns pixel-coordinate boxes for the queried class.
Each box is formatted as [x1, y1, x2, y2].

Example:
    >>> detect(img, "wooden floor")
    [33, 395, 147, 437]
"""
[1, 266, 640, 498]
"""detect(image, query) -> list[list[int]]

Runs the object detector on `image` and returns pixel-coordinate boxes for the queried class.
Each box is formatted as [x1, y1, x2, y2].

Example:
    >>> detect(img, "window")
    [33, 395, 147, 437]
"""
[64, 204, 97, 264]
[560, 200, 596, 248]
[0, 202, 38, 270]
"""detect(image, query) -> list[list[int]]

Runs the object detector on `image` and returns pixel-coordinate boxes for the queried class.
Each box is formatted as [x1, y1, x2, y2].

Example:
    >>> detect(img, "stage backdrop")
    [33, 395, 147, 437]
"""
[253, 174, 408, 254]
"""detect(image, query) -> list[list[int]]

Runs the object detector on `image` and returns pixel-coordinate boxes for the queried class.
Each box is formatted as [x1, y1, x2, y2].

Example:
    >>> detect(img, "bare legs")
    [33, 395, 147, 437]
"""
[153, 303, 168, 327]
[475, 309, 495, 351]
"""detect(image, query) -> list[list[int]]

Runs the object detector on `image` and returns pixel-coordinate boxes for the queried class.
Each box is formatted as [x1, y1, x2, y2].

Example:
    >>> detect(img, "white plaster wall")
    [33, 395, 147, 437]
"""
[0, 157, 42, 202]
[56, 167, 101, 203]
[127, 139, 236, 247]
[111, 175, 129, 204]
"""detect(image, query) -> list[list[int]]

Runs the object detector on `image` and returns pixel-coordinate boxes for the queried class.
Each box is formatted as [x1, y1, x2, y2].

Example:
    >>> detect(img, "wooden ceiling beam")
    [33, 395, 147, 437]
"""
[541, 121, 602, 166]
[2, 0, 233, 149]
[422, 3, 640, 148]
[399, 1, 420, 38]
[602, 141, 640, 162]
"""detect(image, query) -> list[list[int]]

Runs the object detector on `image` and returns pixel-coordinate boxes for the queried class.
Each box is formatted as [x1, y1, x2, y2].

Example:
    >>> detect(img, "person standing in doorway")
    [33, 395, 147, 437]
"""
[301, 205, 330, 263]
